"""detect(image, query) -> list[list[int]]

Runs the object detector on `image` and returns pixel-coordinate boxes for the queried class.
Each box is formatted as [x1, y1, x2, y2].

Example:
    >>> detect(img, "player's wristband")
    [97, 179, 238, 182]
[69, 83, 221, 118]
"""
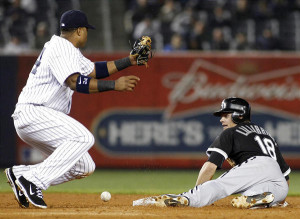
[76, 75, 91, 94]
[114, 57, 131, 71]
[95, 61, 109, 79]
[97, 80, 115, 92]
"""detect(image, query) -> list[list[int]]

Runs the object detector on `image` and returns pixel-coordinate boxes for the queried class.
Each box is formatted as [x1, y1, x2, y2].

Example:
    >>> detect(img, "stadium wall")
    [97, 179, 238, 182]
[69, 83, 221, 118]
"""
[2, 52, 300, 169]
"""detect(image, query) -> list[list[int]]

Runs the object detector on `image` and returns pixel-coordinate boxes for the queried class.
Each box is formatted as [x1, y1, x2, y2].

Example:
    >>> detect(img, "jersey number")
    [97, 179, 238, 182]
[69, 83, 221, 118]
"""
[31, 47, 46, 74]
[254, 135, 277, 160]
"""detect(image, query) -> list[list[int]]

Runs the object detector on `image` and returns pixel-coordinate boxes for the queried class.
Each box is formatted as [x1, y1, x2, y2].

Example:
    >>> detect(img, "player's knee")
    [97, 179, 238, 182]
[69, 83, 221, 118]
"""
[78, 131, 95, 150]
[86, 132, 95, 148]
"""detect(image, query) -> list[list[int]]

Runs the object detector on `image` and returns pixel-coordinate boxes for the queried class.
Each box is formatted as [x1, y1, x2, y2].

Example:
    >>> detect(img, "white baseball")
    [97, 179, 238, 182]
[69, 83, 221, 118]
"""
[101, 191, 111, 202]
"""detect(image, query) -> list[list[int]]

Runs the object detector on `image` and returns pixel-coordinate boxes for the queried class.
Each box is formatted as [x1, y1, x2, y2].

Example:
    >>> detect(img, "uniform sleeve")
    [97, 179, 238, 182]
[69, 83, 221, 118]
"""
[208, 151, 225, 169]
[206, 129, 234, 161]
[49, 44, 81, 85]
[79, 53, 95, 76]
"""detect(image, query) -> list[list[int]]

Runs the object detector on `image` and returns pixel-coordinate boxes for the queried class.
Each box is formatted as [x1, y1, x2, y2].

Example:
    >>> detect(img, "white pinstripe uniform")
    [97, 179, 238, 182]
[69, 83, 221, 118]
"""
[12, 35, 96, 190]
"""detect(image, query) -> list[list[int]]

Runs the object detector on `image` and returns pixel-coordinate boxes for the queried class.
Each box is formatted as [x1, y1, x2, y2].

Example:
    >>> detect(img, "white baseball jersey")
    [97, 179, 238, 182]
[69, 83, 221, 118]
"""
[12, 35, 96, 191]
[17, 35, 94, 114]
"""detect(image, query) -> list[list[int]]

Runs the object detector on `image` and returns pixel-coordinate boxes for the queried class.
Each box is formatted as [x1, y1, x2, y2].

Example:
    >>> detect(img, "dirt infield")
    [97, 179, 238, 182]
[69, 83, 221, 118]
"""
[0, 193, 299, 219]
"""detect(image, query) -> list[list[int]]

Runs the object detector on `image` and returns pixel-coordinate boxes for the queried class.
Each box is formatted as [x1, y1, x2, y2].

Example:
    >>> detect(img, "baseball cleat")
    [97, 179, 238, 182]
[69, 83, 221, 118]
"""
[133, 194, 189, 207]
[15, 176, 47, 209]
[231, 192, 274, 209]
[5, 168, 29, 208]
[271, 201, 289, 208]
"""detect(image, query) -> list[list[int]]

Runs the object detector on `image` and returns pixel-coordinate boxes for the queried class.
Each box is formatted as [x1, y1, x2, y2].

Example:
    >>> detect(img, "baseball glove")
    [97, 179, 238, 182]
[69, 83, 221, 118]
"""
[130, 36, 152, 67]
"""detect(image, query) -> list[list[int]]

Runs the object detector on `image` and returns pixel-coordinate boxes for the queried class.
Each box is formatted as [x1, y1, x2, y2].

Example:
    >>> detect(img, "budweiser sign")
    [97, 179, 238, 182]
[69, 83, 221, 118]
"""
[163, 59, 300, 118]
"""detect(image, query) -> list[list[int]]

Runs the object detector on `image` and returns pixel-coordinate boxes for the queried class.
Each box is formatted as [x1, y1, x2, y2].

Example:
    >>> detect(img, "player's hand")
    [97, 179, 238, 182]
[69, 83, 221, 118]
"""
[115, 75, 140, 91]
[129, 54, 138, 66]
[129, 53, 152, 68]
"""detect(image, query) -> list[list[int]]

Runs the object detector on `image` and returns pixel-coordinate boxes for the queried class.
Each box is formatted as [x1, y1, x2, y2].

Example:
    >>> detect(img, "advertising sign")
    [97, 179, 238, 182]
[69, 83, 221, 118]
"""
[16, 53, 300, 168]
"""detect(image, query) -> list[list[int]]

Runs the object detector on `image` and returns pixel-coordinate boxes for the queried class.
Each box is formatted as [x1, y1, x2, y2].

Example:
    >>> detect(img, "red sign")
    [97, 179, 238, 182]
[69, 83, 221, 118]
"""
[16, 53, 300, 168]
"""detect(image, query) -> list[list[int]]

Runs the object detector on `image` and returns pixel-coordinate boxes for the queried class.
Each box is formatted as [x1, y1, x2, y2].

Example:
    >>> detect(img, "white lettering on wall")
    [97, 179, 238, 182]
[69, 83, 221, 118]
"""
[108, 121, 203, 147]
[265, 122, 300, 146]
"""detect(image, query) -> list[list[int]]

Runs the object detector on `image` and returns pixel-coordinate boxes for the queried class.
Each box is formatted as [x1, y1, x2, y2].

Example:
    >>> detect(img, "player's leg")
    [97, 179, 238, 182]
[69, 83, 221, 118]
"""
[183, 156, 287, 208]
[10, 151, 94, 208]
[12, 105, 95, 208]
[12, 149, 53, 180]
[50, 152, 95, 186]
[12, 152, 95, 186]
[235, 179, 288, 208]
[7, 116, 54, 209]
[134, 156, 287, 208]
[134, 159, 252, 207]
[13, 105, 95, 190]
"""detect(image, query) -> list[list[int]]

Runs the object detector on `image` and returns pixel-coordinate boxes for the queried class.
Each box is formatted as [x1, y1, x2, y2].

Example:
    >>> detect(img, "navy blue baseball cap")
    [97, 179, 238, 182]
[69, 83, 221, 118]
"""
[60, 10, 95, 30]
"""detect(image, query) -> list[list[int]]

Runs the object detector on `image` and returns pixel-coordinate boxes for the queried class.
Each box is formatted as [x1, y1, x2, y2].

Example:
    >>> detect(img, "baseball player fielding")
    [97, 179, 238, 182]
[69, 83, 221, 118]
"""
[4, 9, 151, 209]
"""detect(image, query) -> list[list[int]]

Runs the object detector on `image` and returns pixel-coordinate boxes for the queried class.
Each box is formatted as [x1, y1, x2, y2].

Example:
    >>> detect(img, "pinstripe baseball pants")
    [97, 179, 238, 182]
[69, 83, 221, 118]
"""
[11, 104, 95, 190]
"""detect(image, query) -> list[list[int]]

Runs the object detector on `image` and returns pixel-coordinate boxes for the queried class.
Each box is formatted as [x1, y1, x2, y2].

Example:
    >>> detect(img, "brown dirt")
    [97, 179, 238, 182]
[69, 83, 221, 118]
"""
[0, 193, 299, 219]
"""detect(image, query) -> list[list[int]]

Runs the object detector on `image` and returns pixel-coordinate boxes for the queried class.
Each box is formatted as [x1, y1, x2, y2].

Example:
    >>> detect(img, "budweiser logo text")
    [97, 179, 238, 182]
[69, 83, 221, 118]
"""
[163, 59, 300, 118]
[166, 73, 300, 102]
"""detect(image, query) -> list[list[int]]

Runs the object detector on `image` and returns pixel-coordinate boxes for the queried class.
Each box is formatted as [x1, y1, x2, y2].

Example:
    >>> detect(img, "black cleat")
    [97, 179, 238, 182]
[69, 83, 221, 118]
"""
[15, 176, 47, 209]
[231, 192, 275, 209]
[5, 168, 29, 208]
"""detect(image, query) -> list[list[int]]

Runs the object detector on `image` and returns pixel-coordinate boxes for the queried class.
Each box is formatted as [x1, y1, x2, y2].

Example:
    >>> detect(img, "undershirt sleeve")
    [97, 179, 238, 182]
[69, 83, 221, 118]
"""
[208, 151, 225, 169]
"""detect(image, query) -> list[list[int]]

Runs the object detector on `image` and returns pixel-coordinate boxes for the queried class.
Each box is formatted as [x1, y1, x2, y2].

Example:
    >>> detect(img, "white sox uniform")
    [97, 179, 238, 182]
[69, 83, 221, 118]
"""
[133, 98, 290, 209]
[183, 98, 291, 208]
[183, 122, 290, 207]
[12, 35, 96, 190]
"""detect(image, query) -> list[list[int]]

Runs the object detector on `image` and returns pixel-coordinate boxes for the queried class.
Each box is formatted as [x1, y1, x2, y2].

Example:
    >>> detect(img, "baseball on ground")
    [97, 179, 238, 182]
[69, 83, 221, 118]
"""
[101, 191, 111, 202]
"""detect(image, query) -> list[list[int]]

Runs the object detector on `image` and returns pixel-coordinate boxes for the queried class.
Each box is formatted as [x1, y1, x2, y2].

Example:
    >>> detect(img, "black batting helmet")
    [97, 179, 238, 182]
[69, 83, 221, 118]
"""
[213, 97, 251, 124]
